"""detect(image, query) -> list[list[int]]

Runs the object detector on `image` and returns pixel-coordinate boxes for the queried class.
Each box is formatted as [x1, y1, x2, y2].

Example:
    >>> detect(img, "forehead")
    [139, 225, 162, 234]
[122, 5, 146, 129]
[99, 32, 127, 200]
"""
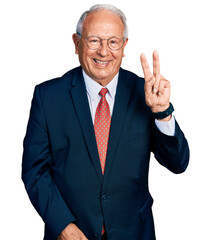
[82, 10, 124, 37]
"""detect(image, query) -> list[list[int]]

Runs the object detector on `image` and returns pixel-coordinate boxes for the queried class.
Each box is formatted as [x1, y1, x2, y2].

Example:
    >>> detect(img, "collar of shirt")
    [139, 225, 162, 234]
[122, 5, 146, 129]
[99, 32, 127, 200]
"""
[82, 70, 119, 102]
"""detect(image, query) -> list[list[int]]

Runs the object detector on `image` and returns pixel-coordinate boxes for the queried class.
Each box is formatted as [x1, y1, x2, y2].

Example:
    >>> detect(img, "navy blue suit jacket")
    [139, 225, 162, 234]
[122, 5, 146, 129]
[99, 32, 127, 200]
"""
[22, 67, 189, 240]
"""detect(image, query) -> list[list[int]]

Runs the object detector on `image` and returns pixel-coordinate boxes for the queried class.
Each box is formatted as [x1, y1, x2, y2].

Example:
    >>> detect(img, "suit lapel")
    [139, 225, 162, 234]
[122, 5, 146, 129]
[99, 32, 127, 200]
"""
[103, 68, 132, 184]
[69, 67, 103, 184]
[68, 67, 132, 185]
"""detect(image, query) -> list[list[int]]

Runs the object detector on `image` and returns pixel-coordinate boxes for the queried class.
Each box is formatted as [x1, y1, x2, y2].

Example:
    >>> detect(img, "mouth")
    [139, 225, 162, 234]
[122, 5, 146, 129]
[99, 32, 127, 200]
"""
[93, 58, 111, 66]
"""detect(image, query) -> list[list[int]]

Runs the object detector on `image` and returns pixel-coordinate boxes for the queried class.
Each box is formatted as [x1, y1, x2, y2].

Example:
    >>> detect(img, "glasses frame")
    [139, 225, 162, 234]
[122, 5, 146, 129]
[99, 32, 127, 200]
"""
[80, 35, 125, 51]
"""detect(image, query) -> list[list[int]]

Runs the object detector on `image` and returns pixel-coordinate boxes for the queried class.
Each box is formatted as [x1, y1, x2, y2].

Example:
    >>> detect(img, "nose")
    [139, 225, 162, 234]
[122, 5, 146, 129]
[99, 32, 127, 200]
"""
[97, 40, 110, 57]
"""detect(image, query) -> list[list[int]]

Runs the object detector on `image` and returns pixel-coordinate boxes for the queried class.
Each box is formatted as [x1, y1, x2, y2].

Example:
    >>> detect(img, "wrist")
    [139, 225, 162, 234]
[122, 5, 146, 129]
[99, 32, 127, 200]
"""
[152, 103, 174, 120]
[151, 103, 170, 113]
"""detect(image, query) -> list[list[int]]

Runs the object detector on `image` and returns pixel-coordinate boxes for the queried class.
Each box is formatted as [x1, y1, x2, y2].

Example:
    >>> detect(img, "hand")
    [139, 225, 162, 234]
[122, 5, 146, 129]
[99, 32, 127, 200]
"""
[140, 51, 171, 117]
[57, 223, 88, 240]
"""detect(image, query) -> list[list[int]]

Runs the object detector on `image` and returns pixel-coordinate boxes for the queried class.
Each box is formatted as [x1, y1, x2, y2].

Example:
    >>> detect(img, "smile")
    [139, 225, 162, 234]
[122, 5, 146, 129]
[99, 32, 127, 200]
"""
[93, 59, 110, 66]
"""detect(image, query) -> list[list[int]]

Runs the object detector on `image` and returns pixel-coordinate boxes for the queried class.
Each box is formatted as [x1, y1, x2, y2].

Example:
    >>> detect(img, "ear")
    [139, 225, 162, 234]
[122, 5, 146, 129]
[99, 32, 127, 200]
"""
[72, 33, 80, 54]
[122, 38, 128, 57]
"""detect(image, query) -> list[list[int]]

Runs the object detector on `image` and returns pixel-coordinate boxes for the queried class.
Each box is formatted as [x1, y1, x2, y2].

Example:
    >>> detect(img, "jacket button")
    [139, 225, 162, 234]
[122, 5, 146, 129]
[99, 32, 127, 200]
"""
[102, 195, 107, 201]
[94, 231, 100, 237]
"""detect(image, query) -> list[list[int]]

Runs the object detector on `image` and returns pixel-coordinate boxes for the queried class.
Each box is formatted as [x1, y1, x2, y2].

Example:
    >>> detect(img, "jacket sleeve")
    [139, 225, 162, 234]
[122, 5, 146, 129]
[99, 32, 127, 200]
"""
[153, 119, 190, 174]
[22, 85, 76, 239]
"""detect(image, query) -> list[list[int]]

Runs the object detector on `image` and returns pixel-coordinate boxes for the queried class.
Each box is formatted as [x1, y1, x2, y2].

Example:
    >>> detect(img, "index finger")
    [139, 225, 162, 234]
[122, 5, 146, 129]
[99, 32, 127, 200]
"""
[140, 53, 153, 81]
[153, 51, 160, 76]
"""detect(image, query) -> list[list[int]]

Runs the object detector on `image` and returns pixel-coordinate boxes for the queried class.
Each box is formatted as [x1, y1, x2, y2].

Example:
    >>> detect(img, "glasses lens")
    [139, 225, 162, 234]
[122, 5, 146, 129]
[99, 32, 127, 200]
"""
[86, 36, 124, 50]
[108, 37, 123, 50]
[86, 36, 101, 50]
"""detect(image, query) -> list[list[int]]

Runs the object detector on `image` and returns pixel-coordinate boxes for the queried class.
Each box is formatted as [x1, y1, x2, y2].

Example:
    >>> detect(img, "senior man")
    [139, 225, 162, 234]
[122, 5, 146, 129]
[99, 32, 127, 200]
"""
[22, 4, 189, 240]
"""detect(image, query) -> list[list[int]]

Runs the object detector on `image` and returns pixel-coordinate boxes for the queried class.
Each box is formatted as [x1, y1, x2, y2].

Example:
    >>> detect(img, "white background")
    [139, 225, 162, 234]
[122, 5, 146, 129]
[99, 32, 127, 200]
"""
[1, 0, 211, 239]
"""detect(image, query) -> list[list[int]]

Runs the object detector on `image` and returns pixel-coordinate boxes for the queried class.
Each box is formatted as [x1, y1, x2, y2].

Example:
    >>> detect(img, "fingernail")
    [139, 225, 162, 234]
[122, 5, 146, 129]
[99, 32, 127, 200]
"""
[153, 88, 158, 93]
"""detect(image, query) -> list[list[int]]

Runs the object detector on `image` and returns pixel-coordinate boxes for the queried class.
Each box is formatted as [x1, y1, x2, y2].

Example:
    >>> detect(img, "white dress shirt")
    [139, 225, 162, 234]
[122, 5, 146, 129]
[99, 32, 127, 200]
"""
[83, 70, 175, 136]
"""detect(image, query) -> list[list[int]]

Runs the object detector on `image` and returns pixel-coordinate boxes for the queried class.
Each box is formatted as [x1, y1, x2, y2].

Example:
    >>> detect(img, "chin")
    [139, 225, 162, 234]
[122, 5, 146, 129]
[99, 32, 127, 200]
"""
[92, 71, 108, 79]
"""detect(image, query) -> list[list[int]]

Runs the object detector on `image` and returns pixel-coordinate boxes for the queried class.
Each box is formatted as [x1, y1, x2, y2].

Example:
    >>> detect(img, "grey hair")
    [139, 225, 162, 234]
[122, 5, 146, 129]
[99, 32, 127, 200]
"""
[76, 4, 128, 40]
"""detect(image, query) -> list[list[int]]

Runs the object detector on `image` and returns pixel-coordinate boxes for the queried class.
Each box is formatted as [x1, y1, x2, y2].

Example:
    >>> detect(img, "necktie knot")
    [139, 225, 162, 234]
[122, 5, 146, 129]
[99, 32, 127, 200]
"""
[99, 88, 108, 97]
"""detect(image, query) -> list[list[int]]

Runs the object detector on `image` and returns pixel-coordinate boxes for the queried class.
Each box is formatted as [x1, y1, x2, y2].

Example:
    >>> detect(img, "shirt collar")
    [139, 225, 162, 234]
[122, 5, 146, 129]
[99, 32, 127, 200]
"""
[82, 70, 119, 101]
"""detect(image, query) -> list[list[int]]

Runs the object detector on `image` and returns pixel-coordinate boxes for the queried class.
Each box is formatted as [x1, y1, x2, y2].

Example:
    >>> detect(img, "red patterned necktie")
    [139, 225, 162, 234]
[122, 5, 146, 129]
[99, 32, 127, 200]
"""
[94, 88, 111, 175]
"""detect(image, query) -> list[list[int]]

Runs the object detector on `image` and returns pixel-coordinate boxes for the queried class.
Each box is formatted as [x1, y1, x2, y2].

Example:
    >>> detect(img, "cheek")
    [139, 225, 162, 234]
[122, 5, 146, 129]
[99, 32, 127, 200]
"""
[82, 50, 95, 63]
[112, 52, 124, 65]
[112, 50, 124, 59]
[79, 49, 93, 66]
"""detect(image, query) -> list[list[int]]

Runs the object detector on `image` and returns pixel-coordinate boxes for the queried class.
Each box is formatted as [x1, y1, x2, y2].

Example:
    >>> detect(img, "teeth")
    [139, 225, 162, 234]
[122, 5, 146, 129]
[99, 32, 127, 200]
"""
[94, 59, 109, 64]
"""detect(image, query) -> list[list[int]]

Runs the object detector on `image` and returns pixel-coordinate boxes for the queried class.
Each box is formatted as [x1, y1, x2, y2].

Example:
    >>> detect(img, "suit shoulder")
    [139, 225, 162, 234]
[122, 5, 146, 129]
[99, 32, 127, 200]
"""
[36, 67, 80, 91]
[120, 68, 145, 86]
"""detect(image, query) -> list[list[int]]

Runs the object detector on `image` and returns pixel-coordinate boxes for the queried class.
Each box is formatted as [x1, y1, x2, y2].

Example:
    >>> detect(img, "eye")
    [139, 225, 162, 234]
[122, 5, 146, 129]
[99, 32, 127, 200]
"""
[90, 39, 98, 43]
[109, 38, 122, 46]
[88, 37, 100, 44]
[110, 40, 118, 44]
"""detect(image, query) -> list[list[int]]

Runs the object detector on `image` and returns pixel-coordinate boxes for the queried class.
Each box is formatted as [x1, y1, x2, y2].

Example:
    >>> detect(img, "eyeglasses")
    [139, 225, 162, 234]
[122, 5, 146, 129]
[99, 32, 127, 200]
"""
[82, 35, 125, 51]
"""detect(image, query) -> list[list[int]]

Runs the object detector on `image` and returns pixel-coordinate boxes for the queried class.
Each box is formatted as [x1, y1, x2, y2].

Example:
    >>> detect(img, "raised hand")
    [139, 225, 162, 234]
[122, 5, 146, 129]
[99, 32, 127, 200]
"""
[57, 223, 88, 240]
[140, 51, 171, 115]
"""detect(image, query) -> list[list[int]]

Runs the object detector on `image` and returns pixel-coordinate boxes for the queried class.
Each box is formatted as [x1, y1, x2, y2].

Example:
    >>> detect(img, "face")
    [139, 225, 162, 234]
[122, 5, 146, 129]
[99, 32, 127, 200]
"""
[73, 10, 128, 86]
